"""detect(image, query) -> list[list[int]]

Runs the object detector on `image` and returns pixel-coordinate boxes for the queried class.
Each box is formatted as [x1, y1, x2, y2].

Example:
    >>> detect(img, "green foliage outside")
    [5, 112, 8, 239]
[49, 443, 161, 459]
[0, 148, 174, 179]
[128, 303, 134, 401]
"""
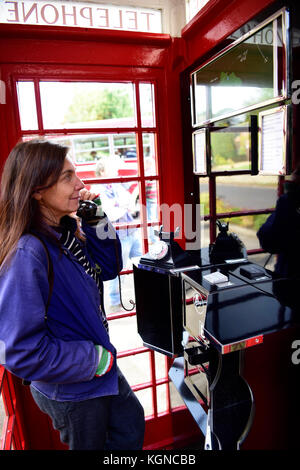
[64, 88, 134, 124]
[211, 131, 251, 170]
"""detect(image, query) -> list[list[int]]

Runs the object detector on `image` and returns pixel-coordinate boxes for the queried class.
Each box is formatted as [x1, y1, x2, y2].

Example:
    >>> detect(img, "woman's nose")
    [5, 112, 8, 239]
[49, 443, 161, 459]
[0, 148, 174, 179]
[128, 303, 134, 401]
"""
[76, 177, 85, 190]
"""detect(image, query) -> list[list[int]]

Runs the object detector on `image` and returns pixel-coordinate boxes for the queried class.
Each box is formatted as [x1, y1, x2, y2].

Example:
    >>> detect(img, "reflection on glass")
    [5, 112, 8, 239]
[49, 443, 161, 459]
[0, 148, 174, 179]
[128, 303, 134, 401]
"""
[194, 84, 208, 124]
[39, 81, 136, 129]
[139, 83, 156, 127]
[193, 16, 284, 125]
[193, 129, 207, 174]
[16, 81, 38, 130]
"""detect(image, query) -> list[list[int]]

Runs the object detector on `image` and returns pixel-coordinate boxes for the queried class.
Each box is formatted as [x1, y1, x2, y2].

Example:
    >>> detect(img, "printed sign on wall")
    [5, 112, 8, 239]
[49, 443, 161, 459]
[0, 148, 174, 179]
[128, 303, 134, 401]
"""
[0, 0, 162, 33]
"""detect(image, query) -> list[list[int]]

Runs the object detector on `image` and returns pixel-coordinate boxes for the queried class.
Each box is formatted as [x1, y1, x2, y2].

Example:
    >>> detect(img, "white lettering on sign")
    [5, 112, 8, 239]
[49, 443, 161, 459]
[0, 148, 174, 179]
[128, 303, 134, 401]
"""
[0, 0, 162, 33]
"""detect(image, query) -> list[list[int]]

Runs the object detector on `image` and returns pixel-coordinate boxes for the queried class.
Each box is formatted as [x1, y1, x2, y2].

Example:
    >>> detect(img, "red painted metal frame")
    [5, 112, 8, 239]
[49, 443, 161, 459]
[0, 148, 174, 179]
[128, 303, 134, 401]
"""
[16, 74, 166, 422]
[0, 0, 282, 451]
[0, 366, 25, 450]
[0, 59, 185, 448]
[181, 0, 283, 249]
[0, 20, 189, 447]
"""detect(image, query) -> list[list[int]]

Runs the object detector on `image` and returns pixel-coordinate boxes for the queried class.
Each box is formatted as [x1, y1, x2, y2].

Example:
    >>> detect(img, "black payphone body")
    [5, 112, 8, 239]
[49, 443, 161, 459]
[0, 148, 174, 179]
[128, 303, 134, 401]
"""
[133, 224, 300, 449]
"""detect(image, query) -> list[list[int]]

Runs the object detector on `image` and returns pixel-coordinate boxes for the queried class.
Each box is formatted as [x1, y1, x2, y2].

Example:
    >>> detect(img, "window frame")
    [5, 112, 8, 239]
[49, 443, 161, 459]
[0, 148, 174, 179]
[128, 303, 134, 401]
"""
[10, 71, 175, 427]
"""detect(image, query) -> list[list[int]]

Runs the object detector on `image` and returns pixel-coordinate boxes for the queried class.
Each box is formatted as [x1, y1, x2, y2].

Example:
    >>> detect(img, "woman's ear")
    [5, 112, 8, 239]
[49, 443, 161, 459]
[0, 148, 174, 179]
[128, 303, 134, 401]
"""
[32, 191, 42, 201]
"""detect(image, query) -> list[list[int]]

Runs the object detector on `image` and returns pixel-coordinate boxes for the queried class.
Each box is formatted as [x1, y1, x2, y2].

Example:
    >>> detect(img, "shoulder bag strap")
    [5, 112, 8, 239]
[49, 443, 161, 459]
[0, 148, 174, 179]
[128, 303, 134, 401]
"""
[22, 234, 54, 386]
[32, 234, 54, 323]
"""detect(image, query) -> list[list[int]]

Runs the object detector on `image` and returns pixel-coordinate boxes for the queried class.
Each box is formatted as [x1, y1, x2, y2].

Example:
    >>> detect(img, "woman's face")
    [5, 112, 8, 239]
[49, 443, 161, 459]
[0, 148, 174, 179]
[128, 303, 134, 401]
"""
[35, 157, 85, 224]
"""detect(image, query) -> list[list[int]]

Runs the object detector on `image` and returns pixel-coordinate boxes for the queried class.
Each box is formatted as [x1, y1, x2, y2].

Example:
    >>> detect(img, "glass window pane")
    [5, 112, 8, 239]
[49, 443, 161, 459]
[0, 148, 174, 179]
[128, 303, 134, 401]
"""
[200, 220, 210, 248]
[156, 384, 168, 414]
[73, 134, 109, 162]
[103, 271, 140, 315]
[44, 133, 138, 178]
[146, 179, 158, 243]
[135, 388, 153, 417]
[118, 353, 151, 387]
[210, 114, 253, 172]
[169, 381, 185, 410]
[39, 81, 136, 129]
[155, 352, 168, 381]
[193, 83, 207, 124]
[220, 216, 264, 250]
[90, 182, 142, 229]
[139, 83, 156, 127]
[215, 174, 277, 250]
[199, 178, 210, 247]
[143, 133, 157, 176]
[107, 315, 143, 350]
[116, 133, 138, 176]
[16, 81, 38, 130]
[114, 133, 137, 158]
[216, 174, 277, 212]
[193, 16, 284, 125]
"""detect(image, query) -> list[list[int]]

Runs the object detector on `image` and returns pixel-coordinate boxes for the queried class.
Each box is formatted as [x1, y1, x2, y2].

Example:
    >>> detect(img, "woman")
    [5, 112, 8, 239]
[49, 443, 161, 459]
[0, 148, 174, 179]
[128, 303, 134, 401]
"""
[0, 139, 145, 450]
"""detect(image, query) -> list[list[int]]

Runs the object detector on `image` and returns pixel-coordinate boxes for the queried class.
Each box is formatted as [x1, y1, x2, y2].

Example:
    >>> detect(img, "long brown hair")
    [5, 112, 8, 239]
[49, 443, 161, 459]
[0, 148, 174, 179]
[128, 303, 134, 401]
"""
[0, 139, 69, 267]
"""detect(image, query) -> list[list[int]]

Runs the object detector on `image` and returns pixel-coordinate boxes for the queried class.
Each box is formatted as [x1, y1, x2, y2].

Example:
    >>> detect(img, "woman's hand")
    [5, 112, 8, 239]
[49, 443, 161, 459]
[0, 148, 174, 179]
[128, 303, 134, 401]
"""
[79, 188, 99, 201]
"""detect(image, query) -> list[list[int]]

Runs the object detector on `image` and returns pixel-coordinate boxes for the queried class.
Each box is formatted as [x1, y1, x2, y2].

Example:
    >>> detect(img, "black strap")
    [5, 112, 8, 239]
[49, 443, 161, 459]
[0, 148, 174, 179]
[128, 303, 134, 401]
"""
[22, 234, 54, 386]
[35, 235, 54, 323]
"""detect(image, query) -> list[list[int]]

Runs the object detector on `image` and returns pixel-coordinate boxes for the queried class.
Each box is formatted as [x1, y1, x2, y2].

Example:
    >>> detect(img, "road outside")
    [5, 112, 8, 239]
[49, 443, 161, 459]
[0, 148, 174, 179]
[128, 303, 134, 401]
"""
[200, 175, 278, 211]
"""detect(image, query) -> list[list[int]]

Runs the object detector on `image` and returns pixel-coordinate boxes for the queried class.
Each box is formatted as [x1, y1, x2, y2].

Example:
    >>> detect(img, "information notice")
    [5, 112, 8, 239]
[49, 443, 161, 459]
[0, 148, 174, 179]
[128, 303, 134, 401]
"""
[260, 107, 286, 175]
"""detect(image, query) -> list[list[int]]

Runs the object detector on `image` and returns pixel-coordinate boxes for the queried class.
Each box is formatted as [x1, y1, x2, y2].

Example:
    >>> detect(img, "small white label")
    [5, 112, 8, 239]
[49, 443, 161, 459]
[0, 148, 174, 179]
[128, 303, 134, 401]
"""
[203, 271, 228, 284]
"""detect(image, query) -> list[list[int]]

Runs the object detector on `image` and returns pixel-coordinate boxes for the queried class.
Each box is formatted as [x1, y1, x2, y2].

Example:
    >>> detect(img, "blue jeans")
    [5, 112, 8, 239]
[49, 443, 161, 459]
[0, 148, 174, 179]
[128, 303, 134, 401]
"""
[30, 368, 145, 450]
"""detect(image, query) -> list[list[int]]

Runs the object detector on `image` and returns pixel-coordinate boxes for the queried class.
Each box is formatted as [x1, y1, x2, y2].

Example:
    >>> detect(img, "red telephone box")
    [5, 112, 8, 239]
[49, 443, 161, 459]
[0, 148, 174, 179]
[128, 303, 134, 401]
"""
[1, 0, 300, 451]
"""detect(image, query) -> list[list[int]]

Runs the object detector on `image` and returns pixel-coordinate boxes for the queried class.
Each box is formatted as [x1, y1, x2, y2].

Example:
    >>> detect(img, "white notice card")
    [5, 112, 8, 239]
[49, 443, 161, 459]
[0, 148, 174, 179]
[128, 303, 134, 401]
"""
[193, 129, 206, 174]
[259, 107, 286, 175]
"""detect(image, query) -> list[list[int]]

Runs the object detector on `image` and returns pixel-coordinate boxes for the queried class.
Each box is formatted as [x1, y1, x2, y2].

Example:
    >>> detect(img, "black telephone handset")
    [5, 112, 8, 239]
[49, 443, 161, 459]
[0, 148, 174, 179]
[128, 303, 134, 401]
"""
[76, 199, 98, 220]
[76, 199, 135, 312]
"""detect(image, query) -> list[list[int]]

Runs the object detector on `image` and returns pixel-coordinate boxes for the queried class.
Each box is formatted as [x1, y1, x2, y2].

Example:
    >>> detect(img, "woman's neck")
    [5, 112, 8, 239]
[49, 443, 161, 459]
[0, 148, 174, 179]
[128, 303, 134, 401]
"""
[42, 213, 61, 227]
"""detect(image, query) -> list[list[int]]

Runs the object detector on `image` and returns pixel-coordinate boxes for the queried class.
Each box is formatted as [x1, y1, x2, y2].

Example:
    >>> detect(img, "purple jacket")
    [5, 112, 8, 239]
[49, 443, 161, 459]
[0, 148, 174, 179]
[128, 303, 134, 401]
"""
[0, 217, 122, 401]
